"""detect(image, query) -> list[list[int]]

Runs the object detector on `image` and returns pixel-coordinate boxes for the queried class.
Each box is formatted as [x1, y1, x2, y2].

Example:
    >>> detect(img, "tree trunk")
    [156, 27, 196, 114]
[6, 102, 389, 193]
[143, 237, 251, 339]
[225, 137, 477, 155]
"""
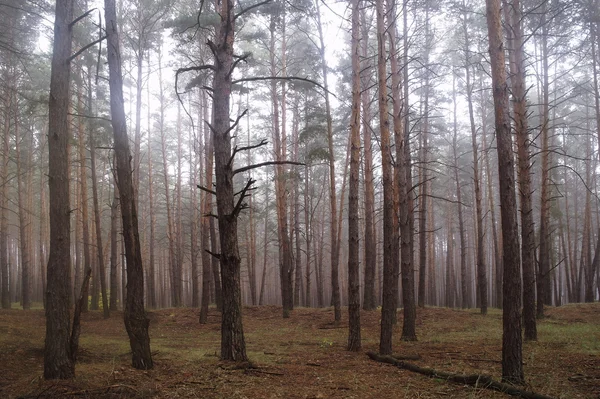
[452, 73, 468, 309]
[44, 0, 75, 379]
[314, 0, 341, 321]
[505, 0, 536, 338]
[417, 5, 431, 308]
[480, 88, 502, 309]
[212, 0, 248, 362]
[15, 96, 31, 310]
[388, 0, 415, 341]
[377, 0, 399, 355]
[462, 7, 487, 314]
[347, 0, 362, 352]
[537, 2, 552, 314]
[485, 0, 524, 384]
[110, 186, 119, 311]
[361, 8, 377, 310]
[105, 0, 153, 369]
[89, 106, 109, 318]
[76, 83, 94, 311]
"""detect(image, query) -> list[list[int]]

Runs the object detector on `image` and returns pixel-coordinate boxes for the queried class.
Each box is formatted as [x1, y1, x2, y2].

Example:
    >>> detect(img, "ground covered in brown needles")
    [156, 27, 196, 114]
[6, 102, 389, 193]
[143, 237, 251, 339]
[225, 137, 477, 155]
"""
[0, 303, 598, 398]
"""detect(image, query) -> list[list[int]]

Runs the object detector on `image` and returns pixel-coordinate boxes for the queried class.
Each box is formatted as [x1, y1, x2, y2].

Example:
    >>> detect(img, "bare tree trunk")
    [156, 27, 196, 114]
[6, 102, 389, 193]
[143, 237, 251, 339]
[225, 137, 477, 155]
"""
[537, 2, 552, 314]
[505, 0, 535, 338]
[361, 8, 376, 311]
[44, 0, 75, 378]
[485, 0, 524, 384]
[452, 73, 468, 309]
[109, 186, 119, 311]
[211, 0, 248, 361]
[417, 5, 432, 308]
[268, 13, 293, 318]
[105, 0, 153, 369]
[387, 0, 415, 341]
[304, 164, 312, 307]
[89, 109, 109, 318]
[258, 172, 270, 307]
[587, 20, 600, 303]
[462, 7, 486, 314]
[347, 0, 362, 352]
[480, 88, 502, 308]
[377, 0, 400, 355]
[312, 0, 341, 321]
[76, 83, 94, 311]
[0, 84, 9, 309]
[15, 97, 31, 310]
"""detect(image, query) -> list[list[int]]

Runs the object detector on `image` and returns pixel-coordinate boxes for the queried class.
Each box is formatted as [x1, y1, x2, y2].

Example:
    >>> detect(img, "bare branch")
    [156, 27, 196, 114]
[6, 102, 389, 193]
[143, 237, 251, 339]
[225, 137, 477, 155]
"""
[197, 184, 217, 196]
[225, 109, 248, 139]
[205, 249, 221, 259]
[68, 35, 106, 63]
[70, 8, 96, 28]
[231, 76, 335, 98]
[230, 138, 268, 166]
[234, 0, 272, 21]
[68, 112, 112, 123]
[233, 161, 305, 176]
[232, 179, 256, 217]
[229, 52, 251, 77]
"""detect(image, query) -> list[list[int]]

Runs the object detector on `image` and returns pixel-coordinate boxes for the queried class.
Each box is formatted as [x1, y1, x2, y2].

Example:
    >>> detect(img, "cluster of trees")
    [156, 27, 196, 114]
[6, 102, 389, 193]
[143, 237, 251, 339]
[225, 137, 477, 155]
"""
[0, 0, 598, 385]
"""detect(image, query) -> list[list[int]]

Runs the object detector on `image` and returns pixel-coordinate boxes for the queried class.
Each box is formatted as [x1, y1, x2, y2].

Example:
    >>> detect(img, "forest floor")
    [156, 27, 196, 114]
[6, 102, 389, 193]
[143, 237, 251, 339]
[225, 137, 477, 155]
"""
[0, 303, 598, 398]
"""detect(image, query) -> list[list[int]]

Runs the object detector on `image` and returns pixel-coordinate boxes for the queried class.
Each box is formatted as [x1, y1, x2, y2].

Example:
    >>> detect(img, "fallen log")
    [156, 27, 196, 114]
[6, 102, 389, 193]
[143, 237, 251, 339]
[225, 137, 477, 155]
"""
[366, 351, 554, 399]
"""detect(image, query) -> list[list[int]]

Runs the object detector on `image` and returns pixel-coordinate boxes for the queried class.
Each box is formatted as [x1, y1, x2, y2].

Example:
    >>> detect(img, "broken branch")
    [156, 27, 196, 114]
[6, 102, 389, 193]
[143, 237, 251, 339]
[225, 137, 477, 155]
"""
[366, 352, 554, 399]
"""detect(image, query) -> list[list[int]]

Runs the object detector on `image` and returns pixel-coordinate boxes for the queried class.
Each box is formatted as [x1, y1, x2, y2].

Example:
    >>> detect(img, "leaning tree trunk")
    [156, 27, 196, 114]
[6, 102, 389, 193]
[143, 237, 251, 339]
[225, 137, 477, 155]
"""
[105, 0, 153, 370]
[485, 0, 524, 384]
[44, 0, 75, 379]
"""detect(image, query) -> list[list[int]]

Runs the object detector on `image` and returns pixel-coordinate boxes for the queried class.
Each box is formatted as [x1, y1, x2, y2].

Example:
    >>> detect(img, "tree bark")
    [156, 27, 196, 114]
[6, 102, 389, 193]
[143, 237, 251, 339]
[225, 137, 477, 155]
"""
[377, 0, 400, 355]
[361, 8, 377, 311]
[505, 0, 536, 338]
[211, 0, 248, 362]
[485, 0, 524, 384]
[347, 0, 362, 352]
[105, 0, 153, 369]
[314, 0, 341, 322]
[44, 0, 75, 379]
[462, 7, 486, 314]
[537, 1, 552, 314]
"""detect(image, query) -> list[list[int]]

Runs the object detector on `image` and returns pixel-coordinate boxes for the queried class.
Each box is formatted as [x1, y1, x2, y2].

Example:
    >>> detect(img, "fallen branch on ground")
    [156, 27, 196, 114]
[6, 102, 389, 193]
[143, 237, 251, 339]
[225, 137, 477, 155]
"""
[366, 351, 554, 399]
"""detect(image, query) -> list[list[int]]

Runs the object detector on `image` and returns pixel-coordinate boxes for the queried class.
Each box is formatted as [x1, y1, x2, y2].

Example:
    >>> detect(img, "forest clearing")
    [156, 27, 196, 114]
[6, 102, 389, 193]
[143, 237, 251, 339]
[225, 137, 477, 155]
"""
[1, 304, 599, 398]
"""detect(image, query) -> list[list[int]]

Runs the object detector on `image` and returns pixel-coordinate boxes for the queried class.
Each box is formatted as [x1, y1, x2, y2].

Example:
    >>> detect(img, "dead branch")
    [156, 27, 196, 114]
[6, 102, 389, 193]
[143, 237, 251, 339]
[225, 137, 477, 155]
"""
[230, 138, 268, 166]
[233, 161, 305, 176]
[244, 368, 285, 376]
[229, 52, 251, 77]
[205, 249, 221, 259]
[232, 179, 255, 217]
[69, 8, 96, 28]
[232, 76, 333, 97]
[197, 184, 217, 196]
[68, 35, 107, 63]
[366, 352, 555, 399]
[224, 109, 249, 141]
[234, 0, 272, 21]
